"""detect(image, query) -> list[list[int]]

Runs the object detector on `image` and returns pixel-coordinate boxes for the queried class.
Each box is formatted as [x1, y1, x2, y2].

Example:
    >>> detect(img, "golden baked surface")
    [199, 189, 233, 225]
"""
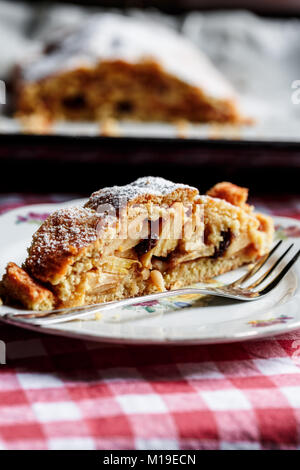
[1, 262, 54, 311]
[15, 14, 243, 127]
[1, 177, 274, 310]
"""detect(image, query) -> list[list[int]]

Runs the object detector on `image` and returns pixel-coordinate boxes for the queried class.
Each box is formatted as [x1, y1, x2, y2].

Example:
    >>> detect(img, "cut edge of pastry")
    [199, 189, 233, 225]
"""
[14, 14, 247, 126]
[0, 177, 274, 311]
[16, 59, 244, 127]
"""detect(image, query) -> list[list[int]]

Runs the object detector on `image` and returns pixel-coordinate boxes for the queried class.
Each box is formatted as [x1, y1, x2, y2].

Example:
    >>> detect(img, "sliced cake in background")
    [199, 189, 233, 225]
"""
[15, 14, 245, 127]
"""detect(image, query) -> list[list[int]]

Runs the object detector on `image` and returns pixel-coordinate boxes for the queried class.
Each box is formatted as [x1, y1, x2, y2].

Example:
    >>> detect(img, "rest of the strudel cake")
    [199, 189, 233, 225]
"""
[15, 13, 244, 126]
[0, 177, 273, 311]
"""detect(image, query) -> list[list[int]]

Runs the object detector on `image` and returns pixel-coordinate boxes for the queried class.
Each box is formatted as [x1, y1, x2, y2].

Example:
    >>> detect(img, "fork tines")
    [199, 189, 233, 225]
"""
[230, 240, 300, 295]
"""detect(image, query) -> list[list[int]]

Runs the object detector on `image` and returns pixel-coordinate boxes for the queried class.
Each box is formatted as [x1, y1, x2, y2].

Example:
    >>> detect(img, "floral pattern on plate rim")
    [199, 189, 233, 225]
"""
[248, 315, 294, 327]
[122, 293, 209, 314]
[16, 212, 50, 225]
[275, 224, 300, 240]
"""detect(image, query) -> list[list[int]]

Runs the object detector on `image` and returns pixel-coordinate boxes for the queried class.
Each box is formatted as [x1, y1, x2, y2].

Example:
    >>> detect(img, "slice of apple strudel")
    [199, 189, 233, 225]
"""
[0, 177, 273, 311]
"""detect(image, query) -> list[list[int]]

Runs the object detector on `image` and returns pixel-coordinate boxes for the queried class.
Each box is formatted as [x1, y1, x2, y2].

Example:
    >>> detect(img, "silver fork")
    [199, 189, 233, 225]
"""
[2, 241, 299, 326]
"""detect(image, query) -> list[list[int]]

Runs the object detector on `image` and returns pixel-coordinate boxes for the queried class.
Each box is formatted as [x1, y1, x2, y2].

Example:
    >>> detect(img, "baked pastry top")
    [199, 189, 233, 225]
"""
[0, 177, 273, 311]
[15, 14, 243, 126]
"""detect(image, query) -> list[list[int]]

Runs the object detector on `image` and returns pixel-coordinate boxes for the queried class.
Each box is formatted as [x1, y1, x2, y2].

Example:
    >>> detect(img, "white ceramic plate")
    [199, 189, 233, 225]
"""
[0, 199, 300, 345]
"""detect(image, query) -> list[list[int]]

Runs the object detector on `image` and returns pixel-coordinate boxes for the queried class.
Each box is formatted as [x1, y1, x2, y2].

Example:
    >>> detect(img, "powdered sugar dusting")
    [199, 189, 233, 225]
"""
[26, 206, 109, 269]
[21, 13, 236, 100]
[25, 177, 198, 275]
[85, 176, 198, 211]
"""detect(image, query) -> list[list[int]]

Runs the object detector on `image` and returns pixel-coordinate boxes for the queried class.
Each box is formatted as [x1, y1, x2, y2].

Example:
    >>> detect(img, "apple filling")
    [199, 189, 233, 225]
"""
[52, 199, 267, 308]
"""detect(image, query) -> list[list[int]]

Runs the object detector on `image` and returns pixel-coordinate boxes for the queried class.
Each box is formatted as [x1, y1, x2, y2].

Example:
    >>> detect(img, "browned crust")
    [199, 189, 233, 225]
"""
[206, 182, 249, 208]
[25, 207, 104, 284]
[85, 178, 198, 212]
[17, 179, 254, 286]
[1, 262, 55, 310]
[0, 178, 273, 311]
[16, 59, 243, 126]
[25, 178, 198, 283]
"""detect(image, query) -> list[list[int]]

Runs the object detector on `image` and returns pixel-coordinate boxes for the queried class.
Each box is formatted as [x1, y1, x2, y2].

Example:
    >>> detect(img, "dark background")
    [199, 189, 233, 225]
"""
[2, 0, 300, 196]
[2, 136, 300, 195]
[18, 0, 300, 16]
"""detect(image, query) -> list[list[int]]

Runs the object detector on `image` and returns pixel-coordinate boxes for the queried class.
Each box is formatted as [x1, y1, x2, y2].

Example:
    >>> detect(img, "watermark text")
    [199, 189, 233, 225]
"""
[0, 341, 6, 364]
[0, 80, 5, 104]
[291, 80, 300, 104]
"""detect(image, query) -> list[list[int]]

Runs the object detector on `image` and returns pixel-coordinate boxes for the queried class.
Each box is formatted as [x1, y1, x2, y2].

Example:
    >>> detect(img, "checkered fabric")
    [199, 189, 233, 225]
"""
[0, 193, 300, 450]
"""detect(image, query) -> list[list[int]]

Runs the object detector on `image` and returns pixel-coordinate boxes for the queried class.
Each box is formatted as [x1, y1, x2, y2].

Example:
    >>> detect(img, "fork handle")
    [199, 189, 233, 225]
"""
[3, 288, 214, 326]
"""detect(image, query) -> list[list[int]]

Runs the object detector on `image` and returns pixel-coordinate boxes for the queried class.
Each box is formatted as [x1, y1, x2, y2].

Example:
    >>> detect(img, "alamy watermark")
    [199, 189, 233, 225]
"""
[94, 200, 205, 244]
[0, 80, 5, 105]
[291, 80, 300, 104]
[0, 341, 6, 364]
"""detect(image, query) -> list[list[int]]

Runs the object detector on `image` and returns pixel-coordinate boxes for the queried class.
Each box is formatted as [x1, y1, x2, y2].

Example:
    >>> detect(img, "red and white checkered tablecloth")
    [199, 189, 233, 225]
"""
[1, 193, 300, 450]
